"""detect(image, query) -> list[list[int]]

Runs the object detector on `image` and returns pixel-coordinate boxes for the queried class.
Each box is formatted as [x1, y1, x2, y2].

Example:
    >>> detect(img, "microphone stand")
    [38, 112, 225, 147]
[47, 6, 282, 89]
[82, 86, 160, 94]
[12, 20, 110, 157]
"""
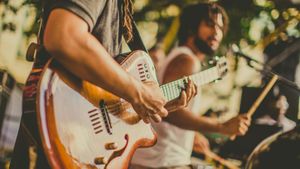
[236, 52, 300, 94]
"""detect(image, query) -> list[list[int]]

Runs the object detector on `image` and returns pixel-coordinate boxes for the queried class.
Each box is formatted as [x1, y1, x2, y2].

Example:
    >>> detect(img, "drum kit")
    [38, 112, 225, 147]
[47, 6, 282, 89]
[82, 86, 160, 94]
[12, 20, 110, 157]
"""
[246, 125, 300, 169]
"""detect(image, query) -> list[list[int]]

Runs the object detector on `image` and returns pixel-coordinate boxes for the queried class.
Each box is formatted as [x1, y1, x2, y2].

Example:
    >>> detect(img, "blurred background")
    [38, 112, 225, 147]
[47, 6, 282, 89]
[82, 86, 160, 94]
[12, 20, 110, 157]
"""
[0, 0, 299, 168]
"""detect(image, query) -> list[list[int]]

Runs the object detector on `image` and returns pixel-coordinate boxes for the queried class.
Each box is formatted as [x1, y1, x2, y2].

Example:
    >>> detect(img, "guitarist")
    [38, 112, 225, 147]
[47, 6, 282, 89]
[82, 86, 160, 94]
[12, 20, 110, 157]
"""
[131, 3, 251, 169]
[10, 0, 197, 168]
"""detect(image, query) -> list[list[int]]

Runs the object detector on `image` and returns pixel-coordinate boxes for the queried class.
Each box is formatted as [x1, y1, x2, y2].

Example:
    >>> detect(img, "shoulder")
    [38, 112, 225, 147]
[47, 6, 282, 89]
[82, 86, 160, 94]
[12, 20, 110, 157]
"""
[47, 0, 109, 31]
[162, 53, 201, 83]
[169, 53, 201, 73]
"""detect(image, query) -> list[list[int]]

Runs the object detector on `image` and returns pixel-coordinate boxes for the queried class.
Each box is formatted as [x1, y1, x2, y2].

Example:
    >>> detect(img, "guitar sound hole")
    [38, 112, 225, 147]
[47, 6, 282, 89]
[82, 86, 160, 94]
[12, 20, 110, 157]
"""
[137, 63, 147, 81]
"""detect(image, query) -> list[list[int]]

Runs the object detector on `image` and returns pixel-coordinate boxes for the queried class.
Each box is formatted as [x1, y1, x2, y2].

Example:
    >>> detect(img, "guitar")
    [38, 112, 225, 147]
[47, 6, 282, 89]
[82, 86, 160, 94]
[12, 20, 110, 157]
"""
[23, 50, 227, 169]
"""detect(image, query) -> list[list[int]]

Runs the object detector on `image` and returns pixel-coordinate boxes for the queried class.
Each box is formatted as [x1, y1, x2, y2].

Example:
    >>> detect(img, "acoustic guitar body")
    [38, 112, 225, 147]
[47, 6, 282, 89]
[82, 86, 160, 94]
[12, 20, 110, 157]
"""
[33, 50, 157, 169]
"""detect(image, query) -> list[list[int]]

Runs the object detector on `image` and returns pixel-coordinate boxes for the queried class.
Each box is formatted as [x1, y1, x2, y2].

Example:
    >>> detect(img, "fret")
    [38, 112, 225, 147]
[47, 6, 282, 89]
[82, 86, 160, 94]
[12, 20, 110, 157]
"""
[192, 67, 218, 86]
[168, 83, 173, 100]
[162, 85, 170, 101]
[174, 80, 182, 93]
[160, 79, 180, 101]
[172, 80, 183, 100]
[170, 82, 175, 100]
[160, 66, 221, 102]
[162, 85, 167, 99]
[168, 84, 173, 100]
[168, 83, 174, 100]
[172, 81, 178, 96]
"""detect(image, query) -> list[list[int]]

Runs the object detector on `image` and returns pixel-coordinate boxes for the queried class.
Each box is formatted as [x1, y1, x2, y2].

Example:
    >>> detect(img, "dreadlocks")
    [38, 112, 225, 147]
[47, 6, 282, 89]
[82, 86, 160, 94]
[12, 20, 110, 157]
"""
[178, 2, 229, 45]
[123, 0, 133, 42]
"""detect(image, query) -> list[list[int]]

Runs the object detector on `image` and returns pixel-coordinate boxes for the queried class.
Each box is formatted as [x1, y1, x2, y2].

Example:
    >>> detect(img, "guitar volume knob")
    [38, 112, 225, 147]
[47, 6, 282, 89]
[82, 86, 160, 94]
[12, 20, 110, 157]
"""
[105, 142, 118, 150]
[94, 157, 108, 165]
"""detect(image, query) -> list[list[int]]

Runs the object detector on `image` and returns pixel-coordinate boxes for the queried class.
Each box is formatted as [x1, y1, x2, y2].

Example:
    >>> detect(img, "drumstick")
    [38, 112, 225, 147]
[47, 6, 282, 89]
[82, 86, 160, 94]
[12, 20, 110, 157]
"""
[230, 75, 278, 140]
[246, 75, 278, 117]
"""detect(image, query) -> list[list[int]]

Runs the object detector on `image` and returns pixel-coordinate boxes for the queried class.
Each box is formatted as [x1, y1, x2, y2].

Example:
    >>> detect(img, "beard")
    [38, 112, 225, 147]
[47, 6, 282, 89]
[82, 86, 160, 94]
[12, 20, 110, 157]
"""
[194, 37, 214, 56]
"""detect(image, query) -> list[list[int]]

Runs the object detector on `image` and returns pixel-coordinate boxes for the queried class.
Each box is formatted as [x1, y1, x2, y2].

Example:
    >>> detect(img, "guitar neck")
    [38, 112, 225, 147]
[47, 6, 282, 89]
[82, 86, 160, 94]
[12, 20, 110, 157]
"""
[160, 66, 219, 102]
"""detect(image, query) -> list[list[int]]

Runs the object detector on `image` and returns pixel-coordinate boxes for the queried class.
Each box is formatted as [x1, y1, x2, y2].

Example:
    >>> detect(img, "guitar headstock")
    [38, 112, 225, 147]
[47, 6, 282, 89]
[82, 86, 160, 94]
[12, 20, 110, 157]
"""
[216, 56, 228, 78]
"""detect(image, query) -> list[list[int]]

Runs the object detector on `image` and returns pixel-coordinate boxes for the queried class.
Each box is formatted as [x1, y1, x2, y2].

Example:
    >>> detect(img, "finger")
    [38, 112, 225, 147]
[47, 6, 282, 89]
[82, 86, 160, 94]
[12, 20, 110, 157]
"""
[183, 78, 190, 98]
[157, 107, 169, 117]
[239, 129, 246, 136]
[187, 78, 194, 101]
[194, 84, 198, 96]
[243, 118, 251, 127]
[164, 101, 176, 112]
[149, 113, 162, 123]
[142, 115, 150, 124]
[189, 78, 195, 101]
[162, 108, 169, 117]
[138, 108, 151, 124]
[188, 79, 196, 101]
[146, 102, 167, 116]
[241, 113, 252, 121]
[179, 90, 187, 107]
[240, 115, 251, 126]
[238, 123, 248, 135]
[241, 122, 249, 131]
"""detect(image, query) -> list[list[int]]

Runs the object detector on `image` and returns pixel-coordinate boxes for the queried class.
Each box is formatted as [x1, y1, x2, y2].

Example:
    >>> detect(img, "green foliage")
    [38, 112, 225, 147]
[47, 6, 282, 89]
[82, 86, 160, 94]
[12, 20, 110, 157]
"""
[1, 0, 299, 48]
[0, 0, 42, 36]
[134, 0, 299, 47]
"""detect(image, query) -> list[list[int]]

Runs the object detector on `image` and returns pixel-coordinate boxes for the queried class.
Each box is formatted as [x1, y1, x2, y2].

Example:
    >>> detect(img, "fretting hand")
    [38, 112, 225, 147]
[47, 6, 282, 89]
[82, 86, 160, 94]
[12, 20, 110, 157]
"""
[165, 78, 198, 112]
[130, 78, 197, 124]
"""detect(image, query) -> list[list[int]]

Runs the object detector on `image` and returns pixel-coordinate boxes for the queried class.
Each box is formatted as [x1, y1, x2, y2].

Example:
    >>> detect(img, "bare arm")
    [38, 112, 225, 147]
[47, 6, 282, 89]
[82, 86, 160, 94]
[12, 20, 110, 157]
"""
[165, 106, 250, 136]
[44, 9, 139, 103]
[193, 132, 210, 154]
[164, 108, 222, 133]
[43, 9, 168, 123]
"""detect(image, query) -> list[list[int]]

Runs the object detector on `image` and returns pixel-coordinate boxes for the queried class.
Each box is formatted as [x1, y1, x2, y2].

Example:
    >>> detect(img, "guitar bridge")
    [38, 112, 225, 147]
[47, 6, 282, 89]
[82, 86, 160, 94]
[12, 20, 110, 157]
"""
[99, 100, 113, 135]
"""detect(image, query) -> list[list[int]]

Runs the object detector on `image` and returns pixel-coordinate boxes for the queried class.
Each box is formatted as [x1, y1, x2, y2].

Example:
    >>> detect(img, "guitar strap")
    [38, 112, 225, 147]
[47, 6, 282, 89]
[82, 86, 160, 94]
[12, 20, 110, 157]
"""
[125, 14, 148, 53]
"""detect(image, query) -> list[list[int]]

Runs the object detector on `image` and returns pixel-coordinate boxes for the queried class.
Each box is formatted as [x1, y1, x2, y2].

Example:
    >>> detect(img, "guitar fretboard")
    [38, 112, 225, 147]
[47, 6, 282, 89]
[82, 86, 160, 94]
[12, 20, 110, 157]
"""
[160, 66, 219, 102]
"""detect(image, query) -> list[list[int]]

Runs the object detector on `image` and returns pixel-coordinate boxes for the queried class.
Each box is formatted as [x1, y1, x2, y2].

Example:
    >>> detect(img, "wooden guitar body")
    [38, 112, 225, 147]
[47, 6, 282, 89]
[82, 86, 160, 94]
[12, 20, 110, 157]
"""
[23, 48, 227, 169]
[34, 50, 157, 169]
